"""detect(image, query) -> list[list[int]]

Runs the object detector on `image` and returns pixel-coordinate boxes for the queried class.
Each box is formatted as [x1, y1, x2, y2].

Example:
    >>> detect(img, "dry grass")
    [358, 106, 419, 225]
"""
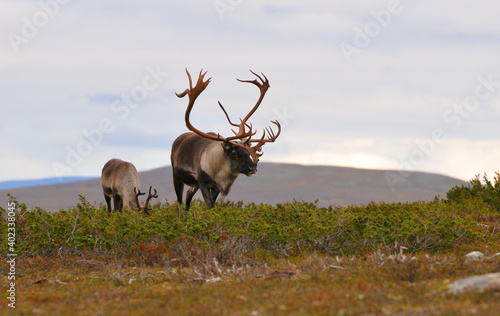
[2, 241, 499, 315]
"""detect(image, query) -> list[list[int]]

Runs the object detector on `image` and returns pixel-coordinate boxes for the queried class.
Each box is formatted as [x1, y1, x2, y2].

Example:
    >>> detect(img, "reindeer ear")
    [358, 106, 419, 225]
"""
[222, 141, 234, 152]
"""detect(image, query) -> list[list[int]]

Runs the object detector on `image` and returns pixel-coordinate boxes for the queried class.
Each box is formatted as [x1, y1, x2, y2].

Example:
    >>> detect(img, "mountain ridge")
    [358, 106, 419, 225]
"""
[0, 163, 468, 212]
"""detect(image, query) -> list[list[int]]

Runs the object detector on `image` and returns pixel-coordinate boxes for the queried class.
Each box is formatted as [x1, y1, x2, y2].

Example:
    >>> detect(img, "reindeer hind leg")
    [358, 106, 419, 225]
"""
[104, 194, 112, 212]
[185, 187, 198, 211]
[173, 177, 185, 205]
[200, 182, 219, 210]
[115, 195, 123, 212]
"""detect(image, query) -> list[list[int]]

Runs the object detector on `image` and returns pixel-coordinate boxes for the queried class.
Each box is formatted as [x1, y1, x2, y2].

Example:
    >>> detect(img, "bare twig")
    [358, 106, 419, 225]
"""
[322, 264, 347, 272]
[66, 211, 80, 244]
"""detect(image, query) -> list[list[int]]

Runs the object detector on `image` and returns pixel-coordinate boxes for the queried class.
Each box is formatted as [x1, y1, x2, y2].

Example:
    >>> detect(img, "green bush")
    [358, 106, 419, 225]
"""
[447, 171, 500, 213]
[2, 193, 496, 261]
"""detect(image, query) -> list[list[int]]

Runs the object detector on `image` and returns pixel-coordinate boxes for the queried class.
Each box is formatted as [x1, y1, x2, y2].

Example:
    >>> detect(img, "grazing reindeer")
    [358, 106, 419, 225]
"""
[171, 69, 281, 211]
[101, 158, 158, 213]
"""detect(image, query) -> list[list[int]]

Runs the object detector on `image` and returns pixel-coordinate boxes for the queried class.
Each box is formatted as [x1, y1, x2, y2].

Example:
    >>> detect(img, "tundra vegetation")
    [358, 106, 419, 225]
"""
[1, 173, 499, 315]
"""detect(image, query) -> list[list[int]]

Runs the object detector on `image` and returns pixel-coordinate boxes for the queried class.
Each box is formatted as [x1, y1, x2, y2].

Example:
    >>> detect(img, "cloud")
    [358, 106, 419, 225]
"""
[1, 1, 500, 183]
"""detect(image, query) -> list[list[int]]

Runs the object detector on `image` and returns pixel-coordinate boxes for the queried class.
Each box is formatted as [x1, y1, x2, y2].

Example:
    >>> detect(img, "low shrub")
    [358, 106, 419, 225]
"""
[446, 171, 500, 213]
[2, 191, 498, 264]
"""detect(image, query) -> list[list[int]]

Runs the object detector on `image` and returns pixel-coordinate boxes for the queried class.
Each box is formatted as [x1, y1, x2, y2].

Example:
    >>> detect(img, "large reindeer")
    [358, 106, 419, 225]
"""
[101, 158, 158, 213]
[171, 69, 281, 211]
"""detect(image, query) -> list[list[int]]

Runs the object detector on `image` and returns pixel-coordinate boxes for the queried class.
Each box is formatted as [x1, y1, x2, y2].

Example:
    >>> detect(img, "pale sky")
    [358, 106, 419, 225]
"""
[2, 0, 500, 184]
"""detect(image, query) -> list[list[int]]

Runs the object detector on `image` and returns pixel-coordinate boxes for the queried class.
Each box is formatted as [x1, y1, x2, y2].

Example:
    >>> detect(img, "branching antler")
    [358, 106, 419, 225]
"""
[144, 186, 158, 213]
[176, 69, 280, 164]
[237, 70, 270, 123]
[218, 102, 257, 142]
[134, 186, 158, 214]
[218, 70, 270, 142]
[246, 120, 281, 160]
[134, 187, 145, 210]
[248, 120, 281, 144]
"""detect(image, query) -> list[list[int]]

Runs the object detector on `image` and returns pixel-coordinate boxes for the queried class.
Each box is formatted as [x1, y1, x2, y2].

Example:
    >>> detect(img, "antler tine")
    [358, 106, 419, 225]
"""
[218, 101, 258, 142]
[175, 69, 211, 98]
[247, 120, 281, 144]
[244, 121, 257, 141]
[265, 120, 281, 141]
[236, 70, 268, 86]
[177, 69, 228, 144]
[196, 69, 210, 89]
[134, 187, 145, 211]
[242, 120, 281, 165]
[134, 187, 145, 197]
[225, 119, 257, 142]
[175, 68, 192, 98]
[147, 186, 158, 198]
[143, 186, 158, 213]
[218, 102, 257, 141]
[218, 101, 239, 127]
[218, 70, 270, 143]
[236, 70, 270, 125]
[243, 131, 266, 164]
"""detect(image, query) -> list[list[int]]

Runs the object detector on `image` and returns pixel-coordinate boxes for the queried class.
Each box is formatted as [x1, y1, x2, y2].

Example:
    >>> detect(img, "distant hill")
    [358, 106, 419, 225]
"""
[0, 176, 96, 190]
[0, 163, 468, 212]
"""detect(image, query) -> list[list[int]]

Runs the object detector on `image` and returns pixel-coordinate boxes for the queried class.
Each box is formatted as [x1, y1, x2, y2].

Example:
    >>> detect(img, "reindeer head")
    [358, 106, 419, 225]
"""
[176, 69, 281, 175]
[222, 141, 257, 176]
[133, 186, 158, 214]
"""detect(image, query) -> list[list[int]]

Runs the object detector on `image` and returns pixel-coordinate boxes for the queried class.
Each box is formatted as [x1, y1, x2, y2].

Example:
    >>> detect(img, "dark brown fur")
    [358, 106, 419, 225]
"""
[171, 132, 256, 211]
